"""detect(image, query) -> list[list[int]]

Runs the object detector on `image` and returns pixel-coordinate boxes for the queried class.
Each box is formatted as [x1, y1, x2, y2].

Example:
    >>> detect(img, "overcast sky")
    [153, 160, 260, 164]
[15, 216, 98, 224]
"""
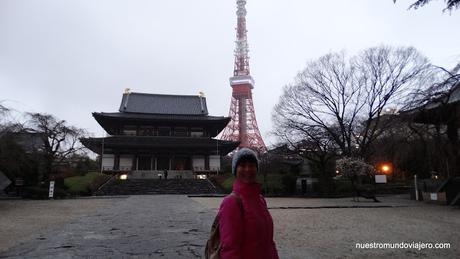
[1, 0, 459, 148]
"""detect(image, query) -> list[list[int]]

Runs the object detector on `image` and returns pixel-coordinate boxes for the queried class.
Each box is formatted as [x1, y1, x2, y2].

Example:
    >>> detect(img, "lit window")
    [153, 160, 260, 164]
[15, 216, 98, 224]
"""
[191, 128, 204, 137]
[123, 125, 137, 136]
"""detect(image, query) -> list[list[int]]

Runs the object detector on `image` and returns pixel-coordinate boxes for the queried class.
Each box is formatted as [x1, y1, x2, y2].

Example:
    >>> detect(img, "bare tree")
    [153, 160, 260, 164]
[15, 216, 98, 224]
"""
[0, 102, 23, 136]
[272, 46, 432, 161]
[393, 0, 460, 12]
[0, 103, 8, 115]
[406, 64, 460, 109]
[355, 46, 433, 156]
[26, 113, 87, 181]
[0, 103, 10, 135]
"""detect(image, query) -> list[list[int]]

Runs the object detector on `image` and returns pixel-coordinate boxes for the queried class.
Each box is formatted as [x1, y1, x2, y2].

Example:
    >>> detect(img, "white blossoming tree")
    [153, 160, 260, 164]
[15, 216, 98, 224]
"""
[336, 157, 380, 202]
[336, 157, 376, 180]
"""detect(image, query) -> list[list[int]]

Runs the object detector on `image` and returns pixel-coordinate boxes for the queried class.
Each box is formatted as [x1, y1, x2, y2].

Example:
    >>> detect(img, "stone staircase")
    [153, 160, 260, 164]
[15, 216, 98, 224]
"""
[95, 178, 222, 196]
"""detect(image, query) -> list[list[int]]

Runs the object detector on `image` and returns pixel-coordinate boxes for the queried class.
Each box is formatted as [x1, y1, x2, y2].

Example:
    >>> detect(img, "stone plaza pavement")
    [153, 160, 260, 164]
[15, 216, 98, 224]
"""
[0, 195, 459, 258]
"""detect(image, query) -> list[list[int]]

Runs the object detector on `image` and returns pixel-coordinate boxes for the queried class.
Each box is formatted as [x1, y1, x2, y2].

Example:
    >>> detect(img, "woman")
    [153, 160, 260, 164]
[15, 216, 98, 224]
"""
[217, 148, 279, 259]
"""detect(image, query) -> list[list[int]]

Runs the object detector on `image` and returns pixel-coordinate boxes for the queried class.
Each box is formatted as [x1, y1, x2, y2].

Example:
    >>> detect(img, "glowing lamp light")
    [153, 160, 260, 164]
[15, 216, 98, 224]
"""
[120, 174, 128, 180]
[381, 164, 392, 174]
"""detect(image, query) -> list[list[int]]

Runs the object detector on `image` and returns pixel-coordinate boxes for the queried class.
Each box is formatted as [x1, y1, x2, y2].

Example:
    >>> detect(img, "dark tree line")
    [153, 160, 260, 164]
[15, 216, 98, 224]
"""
[0, 104, 93, 186]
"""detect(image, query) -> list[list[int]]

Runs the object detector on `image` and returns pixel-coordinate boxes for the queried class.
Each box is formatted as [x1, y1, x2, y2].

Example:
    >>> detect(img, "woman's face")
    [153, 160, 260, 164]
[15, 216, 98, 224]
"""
[236, 160, 257, 184]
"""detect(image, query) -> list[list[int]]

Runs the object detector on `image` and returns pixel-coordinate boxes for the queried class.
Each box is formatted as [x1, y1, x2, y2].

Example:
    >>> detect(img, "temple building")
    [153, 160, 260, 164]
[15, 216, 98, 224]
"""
[81, 91, 239, 179]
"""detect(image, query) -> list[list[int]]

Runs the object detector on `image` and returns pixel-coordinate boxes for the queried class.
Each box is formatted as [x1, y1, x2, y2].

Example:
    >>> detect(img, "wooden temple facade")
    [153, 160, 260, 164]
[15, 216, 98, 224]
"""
[81, 91, 239, 179]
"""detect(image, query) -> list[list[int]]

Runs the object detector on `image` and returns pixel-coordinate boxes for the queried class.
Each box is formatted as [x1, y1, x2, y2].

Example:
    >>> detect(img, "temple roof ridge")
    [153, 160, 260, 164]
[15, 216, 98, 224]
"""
[119, 92, 209, 115]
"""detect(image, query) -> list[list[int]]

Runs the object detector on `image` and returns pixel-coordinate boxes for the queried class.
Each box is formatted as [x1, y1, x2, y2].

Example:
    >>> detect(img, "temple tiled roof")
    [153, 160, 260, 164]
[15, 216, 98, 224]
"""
[81, 136, 239, 155]
[400, 81, 460, 124]
[118, 92, 208, 115]
[92, 112, 230, 136]
[93, 112, 228, 121]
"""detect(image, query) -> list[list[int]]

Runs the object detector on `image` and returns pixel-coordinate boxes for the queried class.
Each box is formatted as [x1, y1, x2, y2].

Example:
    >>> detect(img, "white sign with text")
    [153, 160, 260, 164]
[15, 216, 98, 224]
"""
[49, 181, 55, 198]
[375, 175, 387, 183]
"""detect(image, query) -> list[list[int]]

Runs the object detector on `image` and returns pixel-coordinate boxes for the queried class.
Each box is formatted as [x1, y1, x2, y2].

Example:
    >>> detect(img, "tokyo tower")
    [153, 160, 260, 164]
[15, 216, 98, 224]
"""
[220, 0, 267, 153]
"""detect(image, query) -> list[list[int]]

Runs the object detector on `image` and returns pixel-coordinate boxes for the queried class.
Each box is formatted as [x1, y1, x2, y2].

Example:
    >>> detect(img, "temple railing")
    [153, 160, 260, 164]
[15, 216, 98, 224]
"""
[130, 170, 194, 179]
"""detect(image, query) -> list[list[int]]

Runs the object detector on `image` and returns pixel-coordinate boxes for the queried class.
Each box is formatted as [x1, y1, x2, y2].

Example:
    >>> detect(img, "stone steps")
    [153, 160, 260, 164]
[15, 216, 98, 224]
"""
[95, 178, 221, 196]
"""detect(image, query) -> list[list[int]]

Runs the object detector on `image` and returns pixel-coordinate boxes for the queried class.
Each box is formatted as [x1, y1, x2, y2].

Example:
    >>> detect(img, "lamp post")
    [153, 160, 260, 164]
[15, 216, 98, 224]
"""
[380, 162, 393, 182]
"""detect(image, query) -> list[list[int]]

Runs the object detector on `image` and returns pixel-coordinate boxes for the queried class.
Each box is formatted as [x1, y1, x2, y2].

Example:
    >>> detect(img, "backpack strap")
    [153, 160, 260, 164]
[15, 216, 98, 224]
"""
[204, 193, 244, 259]
[230, 192, 244, 217]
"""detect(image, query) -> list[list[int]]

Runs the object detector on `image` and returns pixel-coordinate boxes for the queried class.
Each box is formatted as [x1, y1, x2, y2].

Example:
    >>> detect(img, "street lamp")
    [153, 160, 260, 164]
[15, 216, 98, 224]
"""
[380, 163, 392, 174]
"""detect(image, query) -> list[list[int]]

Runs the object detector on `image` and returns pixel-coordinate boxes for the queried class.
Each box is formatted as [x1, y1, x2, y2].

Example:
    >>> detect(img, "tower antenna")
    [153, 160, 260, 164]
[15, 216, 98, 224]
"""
[220, 0, 267, 154]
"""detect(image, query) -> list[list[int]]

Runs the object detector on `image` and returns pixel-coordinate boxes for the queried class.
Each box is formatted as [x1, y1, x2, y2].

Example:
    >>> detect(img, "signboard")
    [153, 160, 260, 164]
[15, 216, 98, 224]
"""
[375, 175, 387, 184]
[0, 171, 12, 191]
[48, 181, 55, 198]
[430, 193, 438, 201]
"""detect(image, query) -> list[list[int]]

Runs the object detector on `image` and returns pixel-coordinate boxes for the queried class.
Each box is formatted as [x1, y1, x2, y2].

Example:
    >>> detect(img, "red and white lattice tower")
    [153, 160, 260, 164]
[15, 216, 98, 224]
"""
[220, 0, 267, 153]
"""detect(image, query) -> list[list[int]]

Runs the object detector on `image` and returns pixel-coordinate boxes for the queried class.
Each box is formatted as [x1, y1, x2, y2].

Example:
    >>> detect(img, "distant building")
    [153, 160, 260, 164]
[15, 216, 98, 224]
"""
[4, 131, 44, 154]
[81, 92, 239, 179]
[400, 80, 460, 177]
[403, 81, 460, 126]
[267, 144, 317, 194]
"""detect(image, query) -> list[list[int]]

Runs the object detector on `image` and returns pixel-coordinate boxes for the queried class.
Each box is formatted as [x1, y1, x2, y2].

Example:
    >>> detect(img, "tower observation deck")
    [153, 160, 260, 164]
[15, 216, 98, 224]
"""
[219, 0, 267, 153]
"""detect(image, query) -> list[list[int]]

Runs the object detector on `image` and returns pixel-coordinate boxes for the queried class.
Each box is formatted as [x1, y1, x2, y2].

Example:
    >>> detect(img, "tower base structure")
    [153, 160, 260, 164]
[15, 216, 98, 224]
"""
[220, 75, 267, 154]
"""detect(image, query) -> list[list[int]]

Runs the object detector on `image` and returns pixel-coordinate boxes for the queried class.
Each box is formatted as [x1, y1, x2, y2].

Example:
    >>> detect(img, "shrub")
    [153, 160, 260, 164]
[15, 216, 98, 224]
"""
[54, 178, 66, 189]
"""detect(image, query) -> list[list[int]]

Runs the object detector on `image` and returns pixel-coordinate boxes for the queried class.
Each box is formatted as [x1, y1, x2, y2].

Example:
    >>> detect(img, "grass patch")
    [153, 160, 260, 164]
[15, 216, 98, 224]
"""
[64, 172, 105, 195]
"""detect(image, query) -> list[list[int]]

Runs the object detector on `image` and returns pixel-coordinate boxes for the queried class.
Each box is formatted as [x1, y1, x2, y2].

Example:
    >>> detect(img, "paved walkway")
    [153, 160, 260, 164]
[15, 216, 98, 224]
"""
[194, 195, 460, 258]
[1, 195, 459, 258]
[1, 196, 214, 258]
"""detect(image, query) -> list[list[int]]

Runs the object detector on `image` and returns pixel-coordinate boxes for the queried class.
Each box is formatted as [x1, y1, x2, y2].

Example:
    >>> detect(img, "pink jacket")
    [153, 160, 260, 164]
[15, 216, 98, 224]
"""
[218, 179, 279, 259]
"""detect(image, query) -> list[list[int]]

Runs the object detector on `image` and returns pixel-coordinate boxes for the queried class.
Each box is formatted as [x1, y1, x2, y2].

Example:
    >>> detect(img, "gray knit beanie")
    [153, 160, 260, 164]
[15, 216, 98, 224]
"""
[232, 148, 259, 176]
